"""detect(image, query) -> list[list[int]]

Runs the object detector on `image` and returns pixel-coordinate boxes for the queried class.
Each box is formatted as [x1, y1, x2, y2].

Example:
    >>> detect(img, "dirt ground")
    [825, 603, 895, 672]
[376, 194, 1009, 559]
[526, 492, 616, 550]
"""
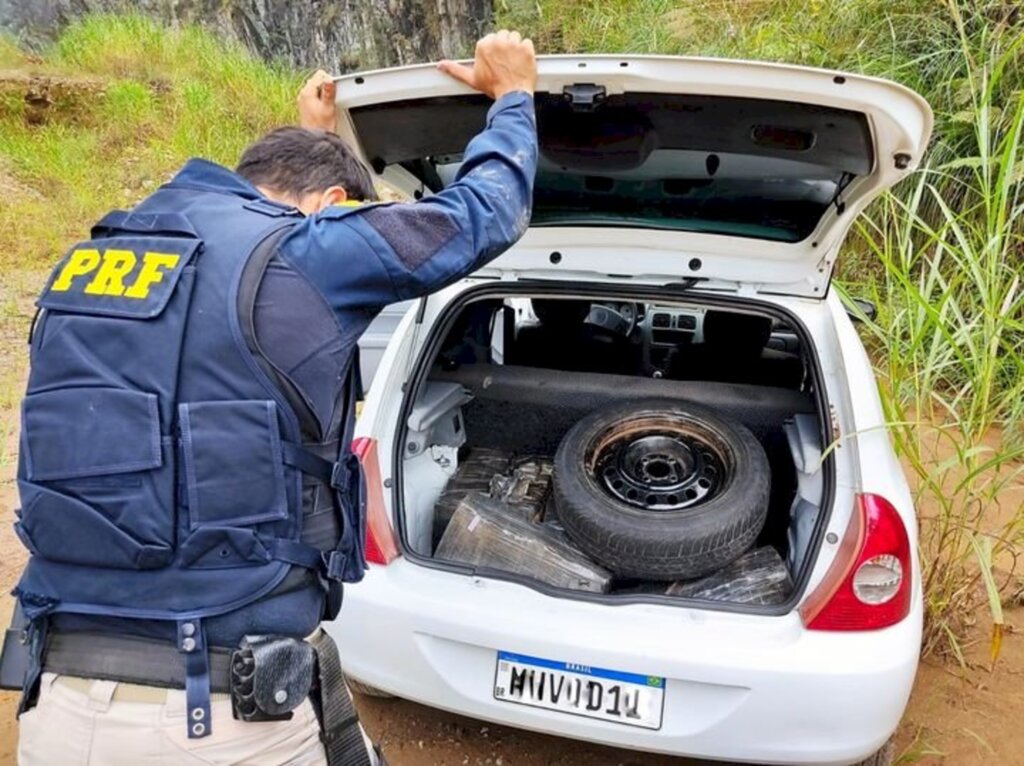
[0, 269, 1022, 765]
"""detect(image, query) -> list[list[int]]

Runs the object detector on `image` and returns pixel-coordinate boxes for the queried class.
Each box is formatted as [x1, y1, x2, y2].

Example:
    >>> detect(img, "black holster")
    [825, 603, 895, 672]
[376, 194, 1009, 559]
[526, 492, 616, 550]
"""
[0, 603, 31, 693]
[230, 631, 379, 766]
[230, 635, 314, 722]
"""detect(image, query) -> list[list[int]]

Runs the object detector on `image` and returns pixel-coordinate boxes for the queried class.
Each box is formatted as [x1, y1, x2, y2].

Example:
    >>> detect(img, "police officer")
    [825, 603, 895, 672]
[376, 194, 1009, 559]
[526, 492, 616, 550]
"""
[12, 30, 537, 765]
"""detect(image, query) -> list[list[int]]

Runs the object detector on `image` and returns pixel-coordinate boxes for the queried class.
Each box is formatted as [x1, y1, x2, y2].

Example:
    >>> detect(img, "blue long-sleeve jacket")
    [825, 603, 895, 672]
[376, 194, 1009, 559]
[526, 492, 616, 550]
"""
[165, 89, 535, 314]
[285, 90, 537, 309]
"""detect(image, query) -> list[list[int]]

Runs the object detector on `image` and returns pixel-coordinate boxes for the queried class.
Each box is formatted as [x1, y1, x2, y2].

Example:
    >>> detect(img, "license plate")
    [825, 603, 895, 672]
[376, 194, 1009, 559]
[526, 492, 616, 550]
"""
[493, 651, 665, 730]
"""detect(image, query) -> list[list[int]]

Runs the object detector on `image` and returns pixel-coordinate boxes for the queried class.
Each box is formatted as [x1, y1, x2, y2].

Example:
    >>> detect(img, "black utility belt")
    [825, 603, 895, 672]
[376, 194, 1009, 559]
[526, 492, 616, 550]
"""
[44, 631, 234, 693]
[42, 629, 374, 765]
[43, 631, 314, 722]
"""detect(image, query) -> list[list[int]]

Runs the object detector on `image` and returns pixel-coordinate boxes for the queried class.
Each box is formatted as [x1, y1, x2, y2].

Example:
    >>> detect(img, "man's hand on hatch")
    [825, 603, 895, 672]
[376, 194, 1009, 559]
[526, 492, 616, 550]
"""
[298, 69, 337, 133]
[438, 29, 536, 100]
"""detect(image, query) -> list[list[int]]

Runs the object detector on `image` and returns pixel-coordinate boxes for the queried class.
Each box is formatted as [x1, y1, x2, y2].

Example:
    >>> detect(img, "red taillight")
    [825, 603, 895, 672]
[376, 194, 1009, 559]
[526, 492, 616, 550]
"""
[800, 493, 911, 631]
[352, 437, 400, 566]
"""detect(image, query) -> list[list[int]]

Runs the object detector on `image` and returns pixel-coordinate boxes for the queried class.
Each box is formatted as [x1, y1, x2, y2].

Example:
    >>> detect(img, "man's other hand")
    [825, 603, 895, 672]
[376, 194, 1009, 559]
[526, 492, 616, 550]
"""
[438, 30, 536, 100]
[298, 70, 337, 133]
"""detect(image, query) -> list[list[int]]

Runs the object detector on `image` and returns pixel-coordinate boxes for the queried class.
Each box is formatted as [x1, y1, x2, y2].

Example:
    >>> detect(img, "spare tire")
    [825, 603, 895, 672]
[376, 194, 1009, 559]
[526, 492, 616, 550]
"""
[553, 399, 770, 580]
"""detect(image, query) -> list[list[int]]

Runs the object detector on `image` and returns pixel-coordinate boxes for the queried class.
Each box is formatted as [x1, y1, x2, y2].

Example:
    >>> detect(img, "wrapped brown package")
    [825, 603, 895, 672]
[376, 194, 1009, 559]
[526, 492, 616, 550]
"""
[432, 448, 511, 546]
[665, 547, 792, 604]
[435, 493, 612, 593]
[489, 456, 554, 522]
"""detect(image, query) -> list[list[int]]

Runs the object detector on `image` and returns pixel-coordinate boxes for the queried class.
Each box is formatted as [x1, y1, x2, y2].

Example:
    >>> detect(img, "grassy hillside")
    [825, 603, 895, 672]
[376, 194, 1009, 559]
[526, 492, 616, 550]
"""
[1, 5, 1022, 659]
[0, 16, 301, 273]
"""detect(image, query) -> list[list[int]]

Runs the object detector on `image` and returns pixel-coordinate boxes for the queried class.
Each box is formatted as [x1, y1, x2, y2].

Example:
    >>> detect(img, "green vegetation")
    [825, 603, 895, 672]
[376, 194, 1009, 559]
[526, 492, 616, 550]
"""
[850, 28, 1024, 657]
[0, 15, 302, 272]
[499, 0, 1024, 660]
[1, 4, 1021, 659]
[0, 15, 302, 471]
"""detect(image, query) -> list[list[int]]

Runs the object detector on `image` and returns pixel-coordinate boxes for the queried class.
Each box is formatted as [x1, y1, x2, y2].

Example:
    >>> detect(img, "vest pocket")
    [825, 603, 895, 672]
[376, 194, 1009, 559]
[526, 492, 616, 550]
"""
[16, 482, 172, 569]
[18, 386, 174, 569]
[22, 388, 161, 480]
[336, 453, 368, 583]
[179, 400, 288, 529]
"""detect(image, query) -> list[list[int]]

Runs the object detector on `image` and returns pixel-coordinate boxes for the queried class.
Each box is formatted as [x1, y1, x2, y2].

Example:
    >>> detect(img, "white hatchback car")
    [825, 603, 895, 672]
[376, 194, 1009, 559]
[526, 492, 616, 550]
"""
[324, 56, 932, 766]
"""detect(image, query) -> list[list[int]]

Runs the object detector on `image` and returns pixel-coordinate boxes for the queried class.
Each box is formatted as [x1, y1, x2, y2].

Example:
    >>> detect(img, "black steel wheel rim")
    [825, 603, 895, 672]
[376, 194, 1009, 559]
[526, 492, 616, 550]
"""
[589, 415, 730, 512]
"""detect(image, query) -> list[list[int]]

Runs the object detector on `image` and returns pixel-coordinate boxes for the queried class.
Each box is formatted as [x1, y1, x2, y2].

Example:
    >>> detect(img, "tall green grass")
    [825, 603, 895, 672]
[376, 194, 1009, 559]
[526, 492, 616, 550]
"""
[501, 0, 1024, 658]
[843, 12, 1024, 660]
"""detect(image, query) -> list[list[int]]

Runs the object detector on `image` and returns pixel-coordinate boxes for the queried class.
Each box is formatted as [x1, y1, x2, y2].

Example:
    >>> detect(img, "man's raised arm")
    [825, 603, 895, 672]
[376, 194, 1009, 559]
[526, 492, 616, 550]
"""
[287, 31, 539, 309]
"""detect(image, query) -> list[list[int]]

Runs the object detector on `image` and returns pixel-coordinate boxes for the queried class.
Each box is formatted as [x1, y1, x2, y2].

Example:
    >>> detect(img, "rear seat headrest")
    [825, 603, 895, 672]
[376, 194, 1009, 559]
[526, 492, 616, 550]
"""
[702, 311, 773, 356]
[531, 299, 591, 327]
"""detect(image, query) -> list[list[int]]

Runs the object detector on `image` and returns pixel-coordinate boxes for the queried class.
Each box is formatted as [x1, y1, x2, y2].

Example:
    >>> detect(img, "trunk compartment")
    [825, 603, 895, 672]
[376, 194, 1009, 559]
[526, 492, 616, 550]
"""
[396, 288, 830, 610]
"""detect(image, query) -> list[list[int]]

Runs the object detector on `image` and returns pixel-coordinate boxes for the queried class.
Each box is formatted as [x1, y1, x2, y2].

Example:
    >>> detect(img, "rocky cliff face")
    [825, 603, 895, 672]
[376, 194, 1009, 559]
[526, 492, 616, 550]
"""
[0, 0, 494, 71]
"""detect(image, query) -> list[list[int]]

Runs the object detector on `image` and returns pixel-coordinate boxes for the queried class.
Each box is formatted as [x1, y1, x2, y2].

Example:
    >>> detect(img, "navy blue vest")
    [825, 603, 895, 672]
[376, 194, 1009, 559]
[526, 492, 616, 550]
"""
[14, 185, 367, 736]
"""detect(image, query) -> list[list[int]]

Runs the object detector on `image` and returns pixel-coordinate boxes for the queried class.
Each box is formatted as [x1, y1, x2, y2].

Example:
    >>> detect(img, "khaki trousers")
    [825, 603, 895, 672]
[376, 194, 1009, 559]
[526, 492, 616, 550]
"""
[19, 672, 329, 765]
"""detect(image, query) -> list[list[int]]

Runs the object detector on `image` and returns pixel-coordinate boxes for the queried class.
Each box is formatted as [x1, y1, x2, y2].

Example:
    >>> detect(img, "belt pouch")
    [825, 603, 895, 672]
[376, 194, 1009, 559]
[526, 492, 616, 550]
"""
[230, 635, 314, 722]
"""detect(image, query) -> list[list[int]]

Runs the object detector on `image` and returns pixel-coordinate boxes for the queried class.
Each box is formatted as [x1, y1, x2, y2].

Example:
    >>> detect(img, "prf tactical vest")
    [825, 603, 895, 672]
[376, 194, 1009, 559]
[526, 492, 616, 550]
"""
[13, 184, 367, 736]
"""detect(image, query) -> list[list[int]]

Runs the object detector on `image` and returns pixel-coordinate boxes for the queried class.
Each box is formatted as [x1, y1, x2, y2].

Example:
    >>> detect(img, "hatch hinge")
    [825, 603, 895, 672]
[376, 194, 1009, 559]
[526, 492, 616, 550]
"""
[562, 83, 607, 112]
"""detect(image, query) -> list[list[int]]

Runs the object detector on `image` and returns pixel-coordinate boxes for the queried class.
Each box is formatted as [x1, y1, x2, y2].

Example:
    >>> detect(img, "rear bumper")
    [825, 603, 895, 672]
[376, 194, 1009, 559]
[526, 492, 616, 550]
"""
[327, 562, 921, 766]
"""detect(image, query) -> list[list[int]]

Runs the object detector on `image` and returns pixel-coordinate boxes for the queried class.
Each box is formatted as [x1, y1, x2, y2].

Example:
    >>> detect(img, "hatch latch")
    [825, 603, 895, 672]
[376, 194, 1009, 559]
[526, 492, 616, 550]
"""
[562, 83, 606, 112]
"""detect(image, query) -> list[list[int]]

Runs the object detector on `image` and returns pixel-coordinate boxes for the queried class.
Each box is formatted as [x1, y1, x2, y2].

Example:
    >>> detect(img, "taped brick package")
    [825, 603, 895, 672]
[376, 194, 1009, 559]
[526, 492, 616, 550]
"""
[435, 493, 612, 593]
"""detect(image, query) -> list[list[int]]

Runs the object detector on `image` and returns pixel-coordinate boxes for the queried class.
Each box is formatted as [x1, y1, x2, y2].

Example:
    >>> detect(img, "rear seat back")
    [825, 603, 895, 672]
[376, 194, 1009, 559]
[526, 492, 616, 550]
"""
[434, 363, 815, 456]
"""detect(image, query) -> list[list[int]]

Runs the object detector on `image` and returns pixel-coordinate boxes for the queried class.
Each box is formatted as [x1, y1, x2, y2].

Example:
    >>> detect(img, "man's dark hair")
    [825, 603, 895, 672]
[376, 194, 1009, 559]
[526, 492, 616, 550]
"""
[237, 127, 378, 202]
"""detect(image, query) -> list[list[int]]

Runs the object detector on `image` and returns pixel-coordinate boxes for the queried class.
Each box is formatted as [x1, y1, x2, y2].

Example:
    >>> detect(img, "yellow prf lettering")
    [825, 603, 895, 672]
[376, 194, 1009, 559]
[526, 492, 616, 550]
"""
[51, 249, 101, 292]
[124, 252, 180, 299]
[83, 249, 137, 296]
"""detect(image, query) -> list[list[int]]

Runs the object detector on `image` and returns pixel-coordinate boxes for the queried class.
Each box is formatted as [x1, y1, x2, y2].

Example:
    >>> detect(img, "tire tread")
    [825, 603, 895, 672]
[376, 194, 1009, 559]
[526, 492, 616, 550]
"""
[552, 399, 771, 580]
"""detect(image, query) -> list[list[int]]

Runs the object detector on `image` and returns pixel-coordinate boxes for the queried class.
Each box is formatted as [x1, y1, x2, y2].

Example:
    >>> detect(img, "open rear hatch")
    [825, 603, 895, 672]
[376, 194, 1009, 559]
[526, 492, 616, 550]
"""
[335, 55, 932, 296]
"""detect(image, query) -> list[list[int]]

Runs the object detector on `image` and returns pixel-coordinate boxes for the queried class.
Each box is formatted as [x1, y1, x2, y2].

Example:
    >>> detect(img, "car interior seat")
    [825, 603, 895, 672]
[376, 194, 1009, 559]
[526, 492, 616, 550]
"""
[511, 299, 638, 374]
[669, 310, 804, 388]
[435, 299, 504, 370]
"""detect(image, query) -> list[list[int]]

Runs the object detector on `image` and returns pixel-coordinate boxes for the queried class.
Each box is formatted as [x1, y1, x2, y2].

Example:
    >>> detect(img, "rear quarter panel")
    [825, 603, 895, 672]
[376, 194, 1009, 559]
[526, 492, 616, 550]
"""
[823, 290, 920, 605]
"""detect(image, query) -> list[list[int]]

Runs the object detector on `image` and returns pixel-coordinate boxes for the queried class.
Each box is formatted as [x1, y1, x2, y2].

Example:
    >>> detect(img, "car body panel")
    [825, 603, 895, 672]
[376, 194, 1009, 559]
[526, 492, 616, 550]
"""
[328, 555, 920, 765]
[343, 280, 921, 764]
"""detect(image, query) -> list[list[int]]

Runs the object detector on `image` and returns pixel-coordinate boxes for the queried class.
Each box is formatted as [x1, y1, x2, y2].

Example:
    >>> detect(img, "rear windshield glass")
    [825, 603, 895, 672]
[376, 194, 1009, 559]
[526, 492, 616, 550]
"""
[351, 92, 873, 243]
